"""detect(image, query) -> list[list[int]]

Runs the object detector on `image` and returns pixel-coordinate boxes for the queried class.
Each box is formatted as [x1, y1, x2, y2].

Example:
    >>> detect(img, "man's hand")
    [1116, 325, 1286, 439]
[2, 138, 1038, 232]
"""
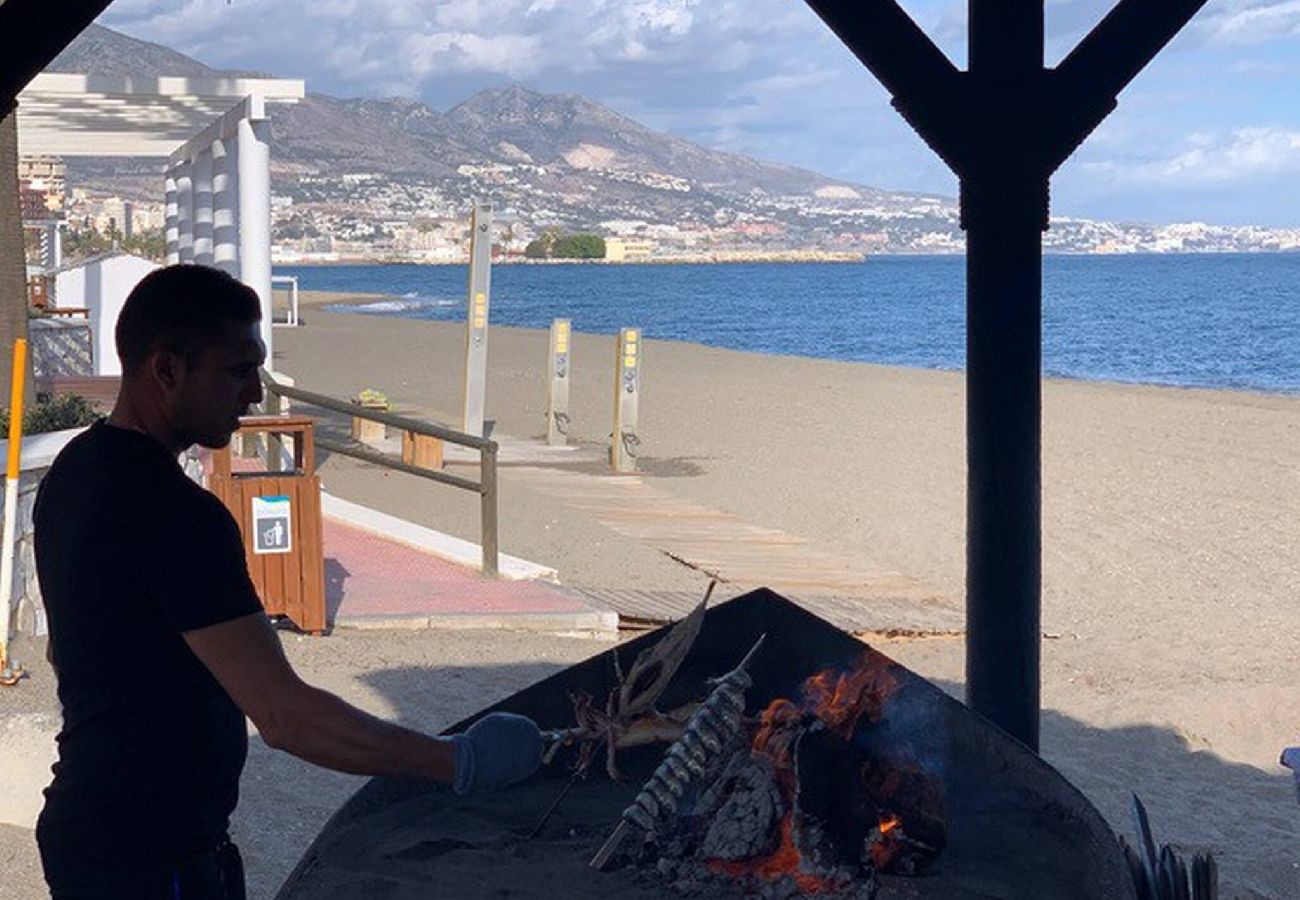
[450, 713, 544, 794]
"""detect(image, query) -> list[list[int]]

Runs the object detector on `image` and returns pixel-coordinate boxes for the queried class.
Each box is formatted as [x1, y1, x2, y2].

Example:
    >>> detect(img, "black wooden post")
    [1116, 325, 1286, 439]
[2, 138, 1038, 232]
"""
[963, 181, 1045, 749]
[803, 0, 1213, 750]
[962, 0, 1047, 750]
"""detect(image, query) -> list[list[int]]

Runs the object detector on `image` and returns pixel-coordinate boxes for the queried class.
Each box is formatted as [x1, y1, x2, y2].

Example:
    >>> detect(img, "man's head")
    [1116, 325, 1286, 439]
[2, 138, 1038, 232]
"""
[115, 265, 266, 450]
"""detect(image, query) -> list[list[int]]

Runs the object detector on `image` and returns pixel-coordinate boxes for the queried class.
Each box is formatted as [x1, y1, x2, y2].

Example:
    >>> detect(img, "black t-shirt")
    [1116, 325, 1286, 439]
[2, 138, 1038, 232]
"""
[33, 421, 263, 874]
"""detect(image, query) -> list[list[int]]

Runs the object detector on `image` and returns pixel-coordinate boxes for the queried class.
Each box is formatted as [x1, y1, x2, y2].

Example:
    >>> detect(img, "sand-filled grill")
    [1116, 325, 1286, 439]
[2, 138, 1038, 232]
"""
[275, 591, 1136, 899]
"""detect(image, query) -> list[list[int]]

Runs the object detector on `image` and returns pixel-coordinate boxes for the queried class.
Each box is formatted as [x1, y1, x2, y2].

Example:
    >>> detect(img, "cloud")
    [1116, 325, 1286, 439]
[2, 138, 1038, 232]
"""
[1082, 127, 1300, 186]
[401, 31, 544, 79]
[93, 0, 1300, 224]
[100, 0, 826, 93]
[1229, 58, 1297, 74]
[1202, 1, 1300, 45]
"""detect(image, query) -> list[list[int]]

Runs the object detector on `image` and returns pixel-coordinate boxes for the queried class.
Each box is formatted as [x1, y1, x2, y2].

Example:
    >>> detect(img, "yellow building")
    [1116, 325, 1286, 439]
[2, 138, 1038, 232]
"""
[605, 237, 656, 262]
[18, 156, 66, 212]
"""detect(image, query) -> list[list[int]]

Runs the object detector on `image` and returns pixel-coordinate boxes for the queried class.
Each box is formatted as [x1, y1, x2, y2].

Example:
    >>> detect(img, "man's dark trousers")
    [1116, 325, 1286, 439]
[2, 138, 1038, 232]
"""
[47, 837, 245, 900]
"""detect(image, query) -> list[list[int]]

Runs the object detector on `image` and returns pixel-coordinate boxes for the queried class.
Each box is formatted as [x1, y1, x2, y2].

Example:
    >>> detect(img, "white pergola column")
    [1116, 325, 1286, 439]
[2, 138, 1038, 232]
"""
[175, 161, 194, 263]
[237, 110, 273, 358]
[212, 137, 240, 277]
[192, 147, 214, 264]
[164, 172, 180, 264]
[44, 222, 62, 270]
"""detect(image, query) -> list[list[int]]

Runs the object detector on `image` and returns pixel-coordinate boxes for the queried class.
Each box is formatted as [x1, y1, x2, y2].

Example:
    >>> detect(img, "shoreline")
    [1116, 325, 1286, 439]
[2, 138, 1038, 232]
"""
[289, 289, 1300, 401]
[276, 252, 868, 266]
[273, 248, 1300, 267]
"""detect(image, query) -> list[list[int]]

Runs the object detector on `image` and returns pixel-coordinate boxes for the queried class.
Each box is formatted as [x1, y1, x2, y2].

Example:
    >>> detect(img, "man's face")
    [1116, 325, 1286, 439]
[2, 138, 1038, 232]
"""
[164, 320, 266, 449]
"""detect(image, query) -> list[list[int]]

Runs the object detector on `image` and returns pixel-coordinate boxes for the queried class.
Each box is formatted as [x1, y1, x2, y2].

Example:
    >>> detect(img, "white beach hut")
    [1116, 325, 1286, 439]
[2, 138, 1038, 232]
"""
[51, 252, 160, 376]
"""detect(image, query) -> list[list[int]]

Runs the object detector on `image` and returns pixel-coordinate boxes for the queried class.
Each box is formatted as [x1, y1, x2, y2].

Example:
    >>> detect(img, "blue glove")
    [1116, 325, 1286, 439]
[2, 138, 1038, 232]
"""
[450, 712, 544, 795]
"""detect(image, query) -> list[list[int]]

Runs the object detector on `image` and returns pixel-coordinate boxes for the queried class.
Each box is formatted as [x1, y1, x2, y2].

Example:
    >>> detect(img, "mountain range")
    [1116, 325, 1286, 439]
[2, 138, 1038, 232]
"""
[44, 26, 1299, 256]
[52, 26, 897, 197]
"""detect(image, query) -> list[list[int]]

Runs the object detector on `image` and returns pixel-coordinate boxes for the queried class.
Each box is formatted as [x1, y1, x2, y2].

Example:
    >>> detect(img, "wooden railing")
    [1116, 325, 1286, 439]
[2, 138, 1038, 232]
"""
[260, 371, 500, 577]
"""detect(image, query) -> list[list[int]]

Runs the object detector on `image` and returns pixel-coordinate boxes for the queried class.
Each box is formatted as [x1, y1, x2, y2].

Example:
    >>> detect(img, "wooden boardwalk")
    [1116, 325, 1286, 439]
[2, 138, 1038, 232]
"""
[506, 465, 963, 634]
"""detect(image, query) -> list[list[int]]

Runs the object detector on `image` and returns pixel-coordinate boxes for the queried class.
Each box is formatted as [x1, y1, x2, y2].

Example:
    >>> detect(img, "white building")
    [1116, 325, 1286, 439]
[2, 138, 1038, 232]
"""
[51, 252, 160, 376]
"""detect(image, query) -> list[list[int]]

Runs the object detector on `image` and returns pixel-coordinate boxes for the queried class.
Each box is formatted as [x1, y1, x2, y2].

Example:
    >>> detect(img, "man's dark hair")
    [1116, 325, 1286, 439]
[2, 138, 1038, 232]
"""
[115, 265, 262, 374]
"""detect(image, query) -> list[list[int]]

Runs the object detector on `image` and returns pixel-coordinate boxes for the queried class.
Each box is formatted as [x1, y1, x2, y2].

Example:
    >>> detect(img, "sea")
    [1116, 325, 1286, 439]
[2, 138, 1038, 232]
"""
[274, 254, 1300, 395]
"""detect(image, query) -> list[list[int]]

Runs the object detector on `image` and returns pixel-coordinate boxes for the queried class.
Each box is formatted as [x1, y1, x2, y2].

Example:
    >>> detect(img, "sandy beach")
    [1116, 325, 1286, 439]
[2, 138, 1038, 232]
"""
[2, 289, 1295, 899]
[274, 290, 1299, 898]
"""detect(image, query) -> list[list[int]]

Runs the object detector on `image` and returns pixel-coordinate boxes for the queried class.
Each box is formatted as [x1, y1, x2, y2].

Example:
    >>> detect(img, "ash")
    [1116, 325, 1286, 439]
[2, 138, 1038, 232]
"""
[696, 754, 784, 860]
[632, 745, 878, 899]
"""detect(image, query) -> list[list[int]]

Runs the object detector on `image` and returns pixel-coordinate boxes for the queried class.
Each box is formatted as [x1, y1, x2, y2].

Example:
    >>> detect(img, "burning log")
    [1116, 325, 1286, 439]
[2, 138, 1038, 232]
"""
[589, 635, 765, 870]
[792, 718, 944, 880]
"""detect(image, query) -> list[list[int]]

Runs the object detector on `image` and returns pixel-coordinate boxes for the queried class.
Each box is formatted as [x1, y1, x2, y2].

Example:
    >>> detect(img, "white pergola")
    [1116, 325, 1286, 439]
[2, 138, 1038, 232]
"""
[16, 72, 305, 355]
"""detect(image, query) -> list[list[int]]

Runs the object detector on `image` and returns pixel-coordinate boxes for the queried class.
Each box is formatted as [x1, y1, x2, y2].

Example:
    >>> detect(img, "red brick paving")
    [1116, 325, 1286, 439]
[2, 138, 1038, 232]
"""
[321, 518, 588, 623]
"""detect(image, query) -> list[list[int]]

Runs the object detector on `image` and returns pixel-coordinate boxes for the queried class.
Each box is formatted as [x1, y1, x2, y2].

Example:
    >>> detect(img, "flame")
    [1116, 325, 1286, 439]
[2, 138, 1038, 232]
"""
[751, 653, 900, 763]
[802, 655, 899, 738]
[715, 654, 906, 893]
[708, 815, 846, 895]
[752, 697, 801, 766]
[868, 815, 905, 870]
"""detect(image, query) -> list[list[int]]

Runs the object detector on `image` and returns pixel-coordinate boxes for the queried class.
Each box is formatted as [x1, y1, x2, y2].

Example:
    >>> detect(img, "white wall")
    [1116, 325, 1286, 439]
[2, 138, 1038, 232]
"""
[54, 255, 160, 376]
[0, 428, 87, 639]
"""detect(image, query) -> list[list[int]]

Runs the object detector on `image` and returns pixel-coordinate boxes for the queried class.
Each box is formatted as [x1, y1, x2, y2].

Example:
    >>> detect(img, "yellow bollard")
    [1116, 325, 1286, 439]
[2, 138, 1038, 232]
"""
[0, 338, 28, 684]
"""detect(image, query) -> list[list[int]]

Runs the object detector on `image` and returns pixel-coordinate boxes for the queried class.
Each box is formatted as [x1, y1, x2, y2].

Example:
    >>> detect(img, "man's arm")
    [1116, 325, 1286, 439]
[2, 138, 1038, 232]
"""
[183, 612, 457, 781]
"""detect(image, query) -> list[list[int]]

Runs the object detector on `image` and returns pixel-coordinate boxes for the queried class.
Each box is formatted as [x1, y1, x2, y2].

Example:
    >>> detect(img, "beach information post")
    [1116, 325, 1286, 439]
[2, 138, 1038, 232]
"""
[547, 318, 571, 446]
[611, 327, 641, 472]
[462, 201, 492, 437]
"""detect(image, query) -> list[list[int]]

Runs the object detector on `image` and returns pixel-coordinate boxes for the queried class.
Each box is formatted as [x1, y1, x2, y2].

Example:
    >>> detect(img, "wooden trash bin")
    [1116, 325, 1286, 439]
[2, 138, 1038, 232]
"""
[208, 415, 327, 634]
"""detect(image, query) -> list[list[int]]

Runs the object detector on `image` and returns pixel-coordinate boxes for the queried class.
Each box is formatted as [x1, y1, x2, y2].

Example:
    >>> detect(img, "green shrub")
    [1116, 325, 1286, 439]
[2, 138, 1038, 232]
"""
[553, 234, 606, 259]
[0, 393, 101, 437]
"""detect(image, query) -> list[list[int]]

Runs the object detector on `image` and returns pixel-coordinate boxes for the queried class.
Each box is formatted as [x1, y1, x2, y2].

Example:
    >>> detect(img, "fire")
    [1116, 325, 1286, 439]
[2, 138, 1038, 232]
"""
[708, 815, 847, 895]
[714, 655, 906, 893]
[751, 652, 901, 763]
[802, 655, 899, 738]
[868, 814, 906, 870]
[752, 697, 801, 765]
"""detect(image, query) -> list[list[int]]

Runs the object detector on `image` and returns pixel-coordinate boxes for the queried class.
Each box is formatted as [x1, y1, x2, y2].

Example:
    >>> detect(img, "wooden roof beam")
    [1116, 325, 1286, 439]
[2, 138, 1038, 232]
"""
[1047, 0, 1214, 168]
[802, 0, 966, 174]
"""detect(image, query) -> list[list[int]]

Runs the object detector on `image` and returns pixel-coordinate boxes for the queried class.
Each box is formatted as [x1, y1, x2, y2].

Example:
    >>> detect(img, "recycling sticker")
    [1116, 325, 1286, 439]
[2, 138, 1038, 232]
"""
[252, 495, 292, 555]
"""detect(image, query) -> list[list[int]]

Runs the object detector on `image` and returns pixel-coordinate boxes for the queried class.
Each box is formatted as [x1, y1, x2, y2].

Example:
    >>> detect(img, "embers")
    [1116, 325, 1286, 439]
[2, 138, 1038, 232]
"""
[794, 725, 944, 878]
[617, 653, 946, 898]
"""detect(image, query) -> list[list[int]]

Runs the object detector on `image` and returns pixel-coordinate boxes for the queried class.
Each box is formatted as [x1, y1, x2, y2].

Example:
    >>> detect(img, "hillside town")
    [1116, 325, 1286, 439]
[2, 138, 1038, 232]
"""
[23, 154, 1300, 266]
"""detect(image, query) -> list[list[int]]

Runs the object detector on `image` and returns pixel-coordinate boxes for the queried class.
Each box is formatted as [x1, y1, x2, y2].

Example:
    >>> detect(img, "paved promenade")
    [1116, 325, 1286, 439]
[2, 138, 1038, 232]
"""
[321, 517, 613, 632]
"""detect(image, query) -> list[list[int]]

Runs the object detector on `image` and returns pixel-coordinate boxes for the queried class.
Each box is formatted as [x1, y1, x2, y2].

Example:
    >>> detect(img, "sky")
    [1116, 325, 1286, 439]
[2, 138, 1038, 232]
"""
[98, 0, 1300, 227]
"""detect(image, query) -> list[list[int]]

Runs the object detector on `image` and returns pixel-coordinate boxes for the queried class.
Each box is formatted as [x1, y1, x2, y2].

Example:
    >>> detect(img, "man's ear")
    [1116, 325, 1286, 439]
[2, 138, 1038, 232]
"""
[147, 348, 183, 392]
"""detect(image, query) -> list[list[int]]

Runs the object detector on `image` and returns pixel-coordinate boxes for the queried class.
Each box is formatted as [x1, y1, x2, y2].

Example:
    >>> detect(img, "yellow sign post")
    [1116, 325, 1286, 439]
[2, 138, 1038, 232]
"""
[0, 338, 29, 685]
[547, 318, 571, 446]
[461, 202, 493, 437]
[611, 328, 641, 473]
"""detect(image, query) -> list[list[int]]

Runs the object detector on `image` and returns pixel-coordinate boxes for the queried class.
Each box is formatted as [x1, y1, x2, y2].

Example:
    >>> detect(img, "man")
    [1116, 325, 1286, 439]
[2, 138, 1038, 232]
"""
[34, 265, 543, 899]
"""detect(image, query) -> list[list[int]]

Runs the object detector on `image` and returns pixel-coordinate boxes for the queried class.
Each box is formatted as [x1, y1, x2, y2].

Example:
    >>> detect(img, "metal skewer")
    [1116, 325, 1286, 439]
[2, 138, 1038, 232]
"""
[590, 634, 765, 870]
[527, 770, 582, 840]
